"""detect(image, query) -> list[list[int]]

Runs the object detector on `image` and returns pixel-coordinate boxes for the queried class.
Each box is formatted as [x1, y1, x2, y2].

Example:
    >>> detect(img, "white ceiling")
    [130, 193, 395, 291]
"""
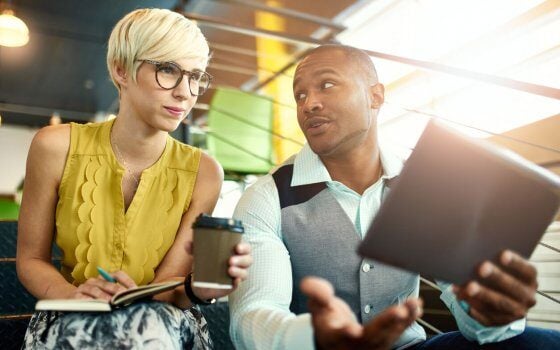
[337, 0, 560, 150]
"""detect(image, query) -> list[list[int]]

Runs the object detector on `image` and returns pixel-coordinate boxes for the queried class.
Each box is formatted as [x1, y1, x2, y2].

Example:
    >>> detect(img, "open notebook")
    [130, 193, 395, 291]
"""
[358, 120, 560, 284]
[35, 280, 183, 312]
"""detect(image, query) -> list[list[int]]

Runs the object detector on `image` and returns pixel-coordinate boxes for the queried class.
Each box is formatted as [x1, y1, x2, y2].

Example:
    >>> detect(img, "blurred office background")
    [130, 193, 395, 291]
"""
[0, 0, 559, 344]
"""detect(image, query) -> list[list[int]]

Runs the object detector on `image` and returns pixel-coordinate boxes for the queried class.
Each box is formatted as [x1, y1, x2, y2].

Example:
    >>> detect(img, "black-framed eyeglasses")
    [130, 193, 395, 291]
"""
[142, 60, 212, 96]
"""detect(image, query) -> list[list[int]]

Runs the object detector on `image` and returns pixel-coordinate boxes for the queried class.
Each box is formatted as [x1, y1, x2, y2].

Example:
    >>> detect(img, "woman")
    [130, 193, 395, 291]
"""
[16, 8, 251, 349]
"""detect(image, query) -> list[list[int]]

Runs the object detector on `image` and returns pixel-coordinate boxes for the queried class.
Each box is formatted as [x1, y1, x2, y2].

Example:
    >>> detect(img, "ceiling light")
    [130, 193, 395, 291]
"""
[0, 9, 29, 47]
[50, 112, 61, 125]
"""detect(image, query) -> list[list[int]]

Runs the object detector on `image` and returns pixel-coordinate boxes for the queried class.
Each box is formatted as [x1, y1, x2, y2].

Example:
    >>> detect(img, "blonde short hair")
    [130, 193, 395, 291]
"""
[107, 8, 209, 91]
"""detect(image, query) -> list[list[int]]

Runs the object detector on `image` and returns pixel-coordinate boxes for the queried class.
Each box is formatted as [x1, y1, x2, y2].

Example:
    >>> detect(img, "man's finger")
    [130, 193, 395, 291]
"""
[228, 266, 248, 280]
[498, 250, 538, 287]
[362, 304, 416, 349]
[300, 277, 334, 308]
[469, 307, 493, 326]
[235, 242, 251, 255]
[476, 261, 536, 307]
[341, 322, 363, 339]
[456, 281, 526, 325]
[229, 254, 253, 269]
[403, 298, 424, 320]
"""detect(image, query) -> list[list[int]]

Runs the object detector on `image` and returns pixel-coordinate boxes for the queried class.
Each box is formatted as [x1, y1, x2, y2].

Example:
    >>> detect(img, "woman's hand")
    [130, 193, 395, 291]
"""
[71, 270, 137, 301]
[192, 242, 252, 301]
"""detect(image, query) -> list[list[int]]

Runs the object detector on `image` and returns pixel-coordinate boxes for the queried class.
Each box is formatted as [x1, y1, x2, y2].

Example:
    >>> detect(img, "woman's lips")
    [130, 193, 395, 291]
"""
[164, 106, 185, 118]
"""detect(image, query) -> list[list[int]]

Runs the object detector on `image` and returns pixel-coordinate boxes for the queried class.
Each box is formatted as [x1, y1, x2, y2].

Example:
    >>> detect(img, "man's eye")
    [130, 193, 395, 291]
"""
[295, 93, 306, 101]
[322, 82, 334, 89]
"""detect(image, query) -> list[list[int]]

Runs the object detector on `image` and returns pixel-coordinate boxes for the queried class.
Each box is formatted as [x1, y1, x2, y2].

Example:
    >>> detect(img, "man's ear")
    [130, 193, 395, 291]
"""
[369, 83, 385, 109]
[112, 65, 128, 88]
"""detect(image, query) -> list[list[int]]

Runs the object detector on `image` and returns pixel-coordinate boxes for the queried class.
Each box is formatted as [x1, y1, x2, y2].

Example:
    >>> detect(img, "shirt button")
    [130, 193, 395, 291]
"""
[364, 305, 371, 314]
[362, 263, 371, 272]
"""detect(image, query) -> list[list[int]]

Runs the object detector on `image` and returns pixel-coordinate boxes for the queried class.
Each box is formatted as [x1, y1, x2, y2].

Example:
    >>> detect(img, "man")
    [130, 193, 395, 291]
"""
[229, 44, 560, 349]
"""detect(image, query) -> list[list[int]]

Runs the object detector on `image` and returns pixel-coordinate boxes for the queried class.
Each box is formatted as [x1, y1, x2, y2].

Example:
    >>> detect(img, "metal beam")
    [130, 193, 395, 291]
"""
[380, 103, 560, 156]
[417, 318, 443, 335]
[361, 48, 560, 101]
[384, 0, 560, 98]
[248, 49, 307, 91]
[211, 0, 346, 32]
[186, 13, 560, 99]
[537, 290, 560, 305]
[0, 102, 92, 121]
[181, 12, 327, 47]
[209, 62, 257, 76]
[210, 42, 293, 60]
[205, 130, 275, 165]
[211, 54, 292, 77]
[539, 242, 560, 254]
[247, 28, 339, 91]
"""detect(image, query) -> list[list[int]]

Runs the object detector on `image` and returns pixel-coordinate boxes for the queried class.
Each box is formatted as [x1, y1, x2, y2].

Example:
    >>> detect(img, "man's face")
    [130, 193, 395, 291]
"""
[293, 49, 378, 157]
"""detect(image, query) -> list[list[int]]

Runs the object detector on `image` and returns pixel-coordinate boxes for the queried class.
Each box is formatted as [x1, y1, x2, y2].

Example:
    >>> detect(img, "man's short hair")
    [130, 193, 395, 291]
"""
[106, 8, 209, 91]
[303, 44, 378, 84]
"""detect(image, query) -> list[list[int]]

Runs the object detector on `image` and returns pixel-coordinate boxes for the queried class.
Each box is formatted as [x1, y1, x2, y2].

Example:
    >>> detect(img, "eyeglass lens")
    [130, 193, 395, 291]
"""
[155, 63, 210, 96]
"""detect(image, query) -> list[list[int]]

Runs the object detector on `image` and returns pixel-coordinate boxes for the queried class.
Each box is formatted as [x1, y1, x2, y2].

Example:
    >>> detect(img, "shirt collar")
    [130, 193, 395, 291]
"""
[291, 142, 406, 187]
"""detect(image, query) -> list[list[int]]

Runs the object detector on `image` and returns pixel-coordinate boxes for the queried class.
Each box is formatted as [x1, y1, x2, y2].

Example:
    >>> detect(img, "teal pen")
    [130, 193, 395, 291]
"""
[96, 266, 117, 283]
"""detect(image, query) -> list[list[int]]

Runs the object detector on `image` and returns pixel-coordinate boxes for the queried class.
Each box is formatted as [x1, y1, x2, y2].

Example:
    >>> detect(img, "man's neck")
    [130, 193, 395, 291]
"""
[320, 145, 382, 195]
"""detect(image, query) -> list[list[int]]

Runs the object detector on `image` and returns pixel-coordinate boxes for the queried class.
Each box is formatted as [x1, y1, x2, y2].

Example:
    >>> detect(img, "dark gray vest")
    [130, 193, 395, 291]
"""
[273, 162, 426, 347]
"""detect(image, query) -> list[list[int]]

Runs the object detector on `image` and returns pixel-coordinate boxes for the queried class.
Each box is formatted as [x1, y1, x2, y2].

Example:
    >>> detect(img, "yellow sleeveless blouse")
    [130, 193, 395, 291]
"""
[55, 119, 201, 286]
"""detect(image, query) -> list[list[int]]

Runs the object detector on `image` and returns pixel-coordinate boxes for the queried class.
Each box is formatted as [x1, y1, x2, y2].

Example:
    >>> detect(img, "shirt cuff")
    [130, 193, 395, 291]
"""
[281, 314, 315, 350]
[440, 285, 526, 344]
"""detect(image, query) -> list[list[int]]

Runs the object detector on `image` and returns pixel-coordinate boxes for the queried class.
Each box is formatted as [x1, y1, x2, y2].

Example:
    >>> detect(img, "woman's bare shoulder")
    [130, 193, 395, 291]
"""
[198, 152, 224, 183]
[28, 124, 71, 181]
[31, 124, 71, 157]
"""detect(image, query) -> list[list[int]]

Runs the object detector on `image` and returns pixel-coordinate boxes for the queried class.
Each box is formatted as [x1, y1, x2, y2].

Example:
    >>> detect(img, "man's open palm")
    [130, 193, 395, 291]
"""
[301, 277, 423, 350]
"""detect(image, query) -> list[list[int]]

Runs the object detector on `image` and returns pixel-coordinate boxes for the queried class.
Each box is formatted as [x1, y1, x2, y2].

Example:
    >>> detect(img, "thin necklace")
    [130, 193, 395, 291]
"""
[111, 131, 140, 190]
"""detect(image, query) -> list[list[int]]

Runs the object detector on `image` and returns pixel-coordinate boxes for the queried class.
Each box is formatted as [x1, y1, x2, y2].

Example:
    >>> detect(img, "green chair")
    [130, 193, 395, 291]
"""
[0, 199, 19, 220]
[206, 88, 274, 174]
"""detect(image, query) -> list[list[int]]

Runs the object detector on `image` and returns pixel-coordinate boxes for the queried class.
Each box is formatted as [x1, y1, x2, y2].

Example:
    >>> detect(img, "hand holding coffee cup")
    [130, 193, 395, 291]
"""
[192, 214, 248, 290]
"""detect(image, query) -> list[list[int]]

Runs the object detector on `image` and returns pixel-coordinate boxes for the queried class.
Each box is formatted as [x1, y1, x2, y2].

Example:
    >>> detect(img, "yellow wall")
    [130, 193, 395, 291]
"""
[255, 2, 305, 164]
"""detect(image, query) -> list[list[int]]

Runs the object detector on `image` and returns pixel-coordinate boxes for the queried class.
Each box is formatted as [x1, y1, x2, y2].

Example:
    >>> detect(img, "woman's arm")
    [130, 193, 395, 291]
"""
[152, 152, 252, 308]
[151, 152, 224, 307]
[16, 125, 77, 299]
[16, 125, 128, 301]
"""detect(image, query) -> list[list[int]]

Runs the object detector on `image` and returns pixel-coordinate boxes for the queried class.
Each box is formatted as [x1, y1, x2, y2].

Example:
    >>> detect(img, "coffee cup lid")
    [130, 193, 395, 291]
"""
[193, 214, 244, 233]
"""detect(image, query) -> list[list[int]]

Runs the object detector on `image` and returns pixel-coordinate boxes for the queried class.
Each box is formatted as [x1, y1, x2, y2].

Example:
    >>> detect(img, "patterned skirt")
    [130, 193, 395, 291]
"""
[22, 301, 212, 349]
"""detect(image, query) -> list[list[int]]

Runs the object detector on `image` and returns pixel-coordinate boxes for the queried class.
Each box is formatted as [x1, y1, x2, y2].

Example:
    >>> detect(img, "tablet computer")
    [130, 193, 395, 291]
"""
[358, 120, 560, 284]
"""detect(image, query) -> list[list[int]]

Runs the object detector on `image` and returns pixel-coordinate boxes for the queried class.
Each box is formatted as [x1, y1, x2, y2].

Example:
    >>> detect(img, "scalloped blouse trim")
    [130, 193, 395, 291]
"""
[71, 156, 103, 283]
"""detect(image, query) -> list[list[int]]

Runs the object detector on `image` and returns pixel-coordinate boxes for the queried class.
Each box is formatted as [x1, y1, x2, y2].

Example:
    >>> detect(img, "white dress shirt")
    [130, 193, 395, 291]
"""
[229, 143, 525, 350]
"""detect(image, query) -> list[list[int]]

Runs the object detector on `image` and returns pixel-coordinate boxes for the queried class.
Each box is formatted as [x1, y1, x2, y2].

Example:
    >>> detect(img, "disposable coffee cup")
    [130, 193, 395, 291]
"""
[192, 214, 244, 289]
